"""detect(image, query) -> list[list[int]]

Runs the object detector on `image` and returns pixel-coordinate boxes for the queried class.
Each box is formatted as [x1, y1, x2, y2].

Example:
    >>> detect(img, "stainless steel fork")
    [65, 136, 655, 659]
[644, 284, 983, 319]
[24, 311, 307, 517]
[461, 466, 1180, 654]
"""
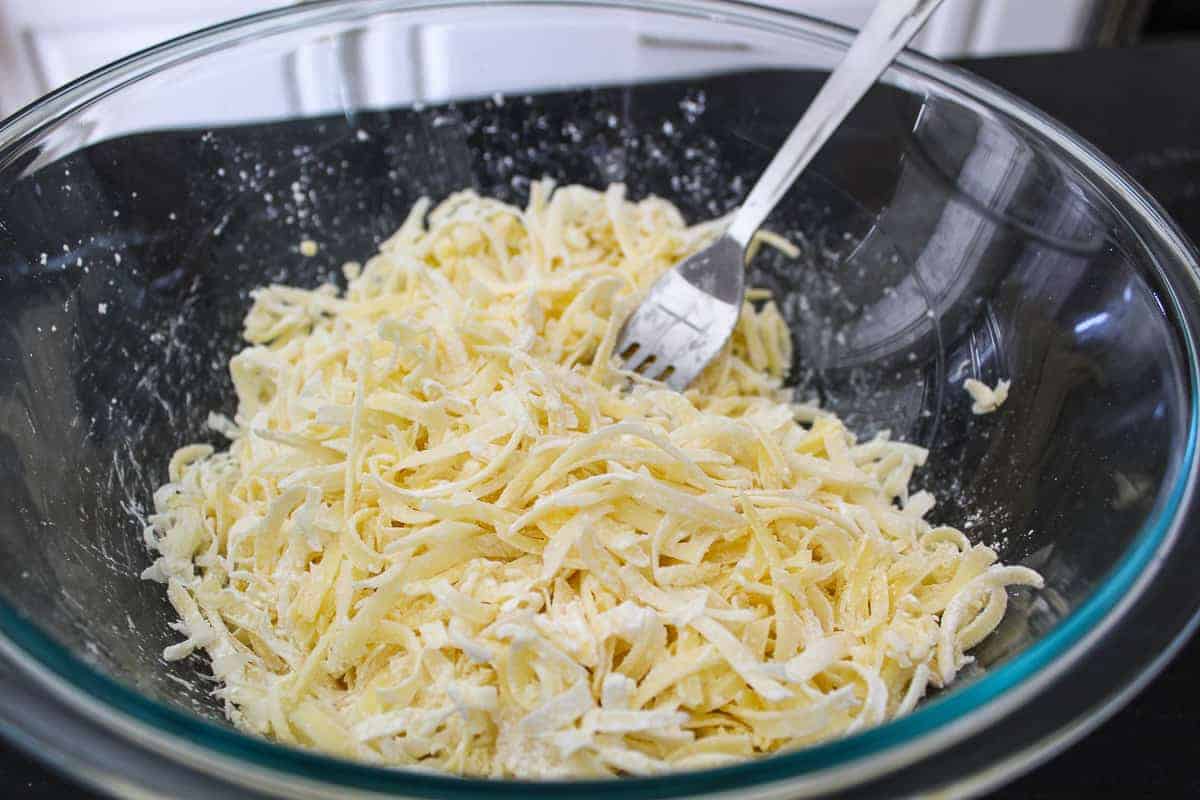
[616, 0, 945, 390]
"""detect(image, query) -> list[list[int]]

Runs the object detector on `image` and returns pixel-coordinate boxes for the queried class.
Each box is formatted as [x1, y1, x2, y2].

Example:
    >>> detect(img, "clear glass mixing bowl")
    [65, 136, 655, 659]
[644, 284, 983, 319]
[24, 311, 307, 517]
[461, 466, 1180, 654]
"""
[1, 1, 1199, 797]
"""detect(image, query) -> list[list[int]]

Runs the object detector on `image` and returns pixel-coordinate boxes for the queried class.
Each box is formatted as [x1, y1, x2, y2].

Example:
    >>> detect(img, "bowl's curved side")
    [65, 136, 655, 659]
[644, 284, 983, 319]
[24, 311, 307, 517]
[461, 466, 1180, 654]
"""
[0, 2, 1197, 798]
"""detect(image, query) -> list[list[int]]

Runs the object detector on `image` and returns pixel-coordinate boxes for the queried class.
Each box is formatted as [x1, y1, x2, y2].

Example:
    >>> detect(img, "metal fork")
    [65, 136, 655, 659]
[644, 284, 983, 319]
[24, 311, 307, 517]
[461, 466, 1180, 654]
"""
[616, 0, 945, 390]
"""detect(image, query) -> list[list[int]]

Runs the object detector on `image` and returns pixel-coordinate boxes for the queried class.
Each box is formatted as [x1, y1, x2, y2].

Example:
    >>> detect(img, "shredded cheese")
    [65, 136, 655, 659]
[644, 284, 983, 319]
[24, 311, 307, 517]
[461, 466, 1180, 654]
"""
[146, 181, 1042, 778]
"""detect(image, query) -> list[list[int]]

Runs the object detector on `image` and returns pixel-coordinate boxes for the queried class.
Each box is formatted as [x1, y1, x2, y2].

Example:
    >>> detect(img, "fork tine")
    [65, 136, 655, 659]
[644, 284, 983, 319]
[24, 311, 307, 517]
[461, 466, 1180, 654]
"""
[616, 241, 744, 387]
[635, 321, 691, 379]
[621, 340, 658, 373]
[638, 356, 670, 381]
[615, 327, 644, 361]
[616, 307, 666, 372]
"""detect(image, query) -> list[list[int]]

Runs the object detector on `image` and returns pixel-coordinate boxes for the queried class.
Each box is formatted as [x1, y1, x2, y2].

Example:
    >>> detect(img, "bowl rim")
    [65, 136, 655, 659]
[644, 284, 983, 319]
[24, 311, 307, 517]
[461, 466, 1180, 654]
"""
[1, 0, 1198, 797]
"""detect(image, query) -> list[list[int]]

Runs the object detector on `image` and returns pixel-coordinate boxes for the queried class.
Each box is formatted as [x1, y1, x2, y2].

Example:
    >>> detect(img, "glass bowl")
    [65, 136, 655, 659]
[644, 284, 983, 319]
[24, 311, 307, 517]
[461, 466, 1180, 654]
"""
[1, 1, 1199, 797]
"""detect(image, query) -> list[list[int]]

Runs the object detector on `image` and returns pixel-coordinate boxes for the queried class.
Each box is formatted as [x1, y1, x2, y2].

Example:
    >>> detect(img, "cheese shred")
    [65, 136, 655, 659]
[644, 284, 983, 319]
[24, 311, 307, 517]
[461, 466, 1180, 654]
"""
[146, 181, 1042, 778]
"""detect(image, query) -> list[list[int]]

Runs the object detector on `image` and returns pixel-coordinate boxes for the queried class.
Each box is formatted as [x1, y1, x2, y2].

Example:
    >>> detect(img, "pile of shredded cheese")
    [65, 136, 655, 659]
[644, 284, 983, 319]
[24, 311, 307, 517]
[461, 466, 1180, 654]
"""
[145, 181, 1042, 777]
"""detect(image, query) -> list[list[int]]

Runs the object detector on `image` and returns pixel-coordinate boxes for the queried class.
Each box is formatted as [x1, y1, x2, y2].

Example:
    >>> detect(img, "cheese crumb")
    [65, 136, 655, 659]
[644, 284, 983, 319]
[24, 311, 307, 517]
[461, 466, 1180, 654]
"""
[299, 239, 319, 257]
[964, 378, 1011, 414]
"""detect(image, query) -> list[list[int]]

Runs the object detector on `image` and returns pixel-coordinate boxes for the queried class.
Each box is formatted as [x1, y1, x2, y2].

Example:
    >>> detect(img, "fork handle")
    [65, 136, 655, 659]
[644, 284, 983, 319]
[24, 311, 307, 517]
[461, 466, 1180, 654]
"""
[726, 0, 945, 247]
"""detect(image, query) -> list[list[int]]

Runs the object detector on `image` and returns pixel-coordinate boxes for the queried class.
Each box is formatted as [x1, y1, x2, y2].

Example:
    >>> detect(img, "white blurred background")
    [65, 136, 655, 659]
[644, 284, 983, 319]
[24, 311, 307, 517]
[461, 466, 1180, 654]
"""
[0, 0, 1160, 118]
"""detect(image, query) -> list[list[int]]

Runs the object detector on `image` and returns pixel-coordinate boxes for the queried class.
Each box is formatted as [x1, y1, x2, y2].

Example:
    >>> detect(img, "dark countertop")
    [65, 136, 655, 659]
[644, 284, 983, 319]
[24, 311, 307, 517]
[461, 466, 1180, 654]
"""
[3, 40, 1200, 799]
